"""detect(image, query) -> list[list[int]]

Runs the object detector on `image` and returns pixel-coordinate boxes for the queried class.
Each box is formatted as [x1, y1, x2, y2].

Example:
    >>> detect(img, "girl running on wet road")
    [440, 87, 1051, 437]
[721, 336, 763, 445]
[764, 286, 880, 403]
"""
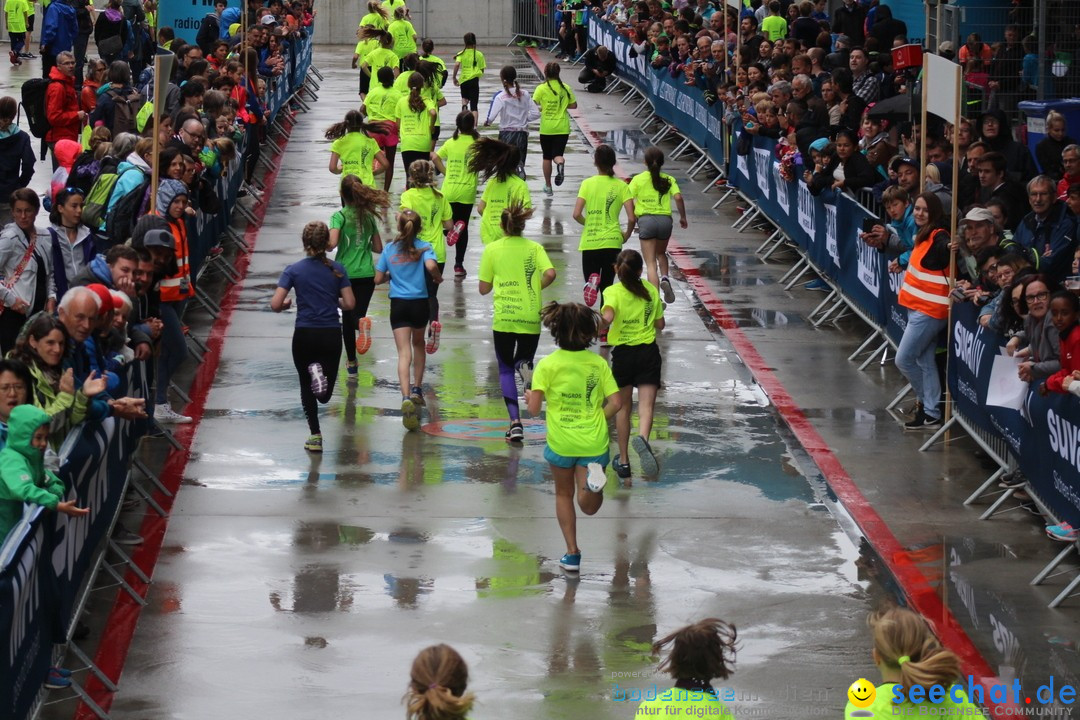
[375, 209, 442, 431]
[602, 249, 664, 479]
[532, 61, 577, 195]
[432, 110, 479, 278]
[573, 144, 635, 316]
[470, 137, 532, 247]
[399, 160, 453, 354]
[527, 302, 621, 572]
[478, 203, 556, 442]
[628, 146, 687, 303]
[271, 222, 356, 453]
[325, 109, 389, 190]
[634, 618, 738, 718]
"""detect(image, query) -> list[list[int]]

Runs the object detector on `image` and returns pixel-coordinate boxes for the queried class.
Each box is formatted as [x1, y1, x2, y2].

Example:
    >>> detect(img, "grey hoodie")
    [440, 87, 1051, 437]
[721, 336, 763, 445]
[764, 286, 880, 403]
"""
[0, 222, 55, 311]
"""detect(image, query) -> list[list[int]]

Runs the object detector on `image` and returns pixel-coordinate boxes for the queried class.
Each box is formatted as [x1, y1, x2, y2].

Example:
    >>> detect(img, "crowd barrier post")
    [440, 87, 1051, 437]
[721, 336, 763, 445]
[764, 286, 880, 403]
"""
[511, 0, 559, 46]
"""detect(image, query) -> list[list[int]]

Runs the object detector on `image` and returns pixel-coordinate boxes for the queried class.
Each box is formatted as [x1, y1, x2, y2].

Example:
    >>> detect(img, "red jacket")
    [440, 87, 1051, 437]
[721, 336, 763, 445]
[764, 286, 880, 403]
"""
[1046, 324, 1080, 393]
[45, 67, 82, 144]
[1058, 173, 1080, 200]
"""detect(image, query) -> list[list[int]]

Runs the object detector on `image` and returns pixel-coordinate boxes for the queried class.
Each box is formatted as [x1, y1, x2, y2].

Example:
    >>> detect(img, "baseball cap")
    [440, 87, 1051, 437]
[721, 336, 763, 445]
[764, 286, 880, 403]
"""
[143, 228, 176, 250]
[890, 156, 919, 172]
[260, 15, 278, 25]
[963, 207, 996, 224]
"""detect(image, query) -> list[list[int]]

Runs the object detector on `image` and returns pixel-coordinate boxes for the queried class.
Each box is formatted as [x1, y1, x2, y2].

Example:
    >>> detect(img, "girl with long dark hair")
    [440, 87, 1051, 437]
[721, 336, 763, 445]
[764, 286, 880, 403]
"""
[532, 61, 577, 194]
[572, 143, 635, 313]
[484, 65, 539, 181]
[326, 109, 389, 189]
[469, 137, 532, 246]
[628, 146, 686, 303]
[394, 72, 438, 185]
[433, 110, 479, 278]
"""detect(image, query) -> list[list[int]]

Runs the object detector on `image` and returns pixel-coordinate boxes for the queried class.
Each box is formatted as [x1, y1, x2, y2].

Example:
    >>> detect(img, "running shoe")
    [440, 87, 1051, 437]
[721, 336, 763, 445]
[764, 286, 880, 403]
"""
[1046, 523, 1079, 542]
[904, 409, 942, 431]
[8, 50, 17, 66]
[543, 184, 553, 196]
[507, 422, 525, 442]
[631, 435, 659, 476]
[44, 668, 72, 690]
[446, 220, 465, 246]
[659, 276, 675, 304]
[516, 359, 534, 390]
[559, 552, 581, 571]
[804, 278, 829, 292]
[554, 161, 565, 187]
[516, 38, 529, 47]
[410, 385, 425, 405]
[585, 462, 607, 493]
[583, 273, 600, 306]
[154, 404, 192, 424]
[426, 320, 442, 354]
[998, 472, 1027, 489]
[527, 40, 539, 47]
[308, 362, 328, 396]
[454, 265, 467, 278]
[112, 524, 143, 545]
[346, 361, 359, 377]
[19, 52, 35, 59]
[356, 316, 373, 355]
[612, 454, 631, 479]
[402, 398, 420, 431]
[304, 434, 323, 452]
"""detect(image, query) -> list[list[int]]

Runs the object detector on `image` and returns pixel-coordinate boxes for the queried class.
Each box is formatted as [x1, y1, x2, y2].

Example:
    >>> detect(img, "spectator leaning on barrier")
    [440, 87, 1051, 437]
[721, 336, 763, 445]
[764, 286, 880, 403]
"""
[1014, 176, 1078, 285]
[1007, 274, 1062, 384]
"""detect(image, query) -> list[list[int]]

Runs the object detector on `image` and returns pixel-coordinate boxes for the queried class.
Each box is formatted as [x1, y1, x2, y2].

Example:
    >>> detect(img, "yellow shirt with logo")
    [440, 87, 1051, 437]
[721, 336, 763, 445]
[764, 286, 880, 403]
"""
[400, 187, 452, 263]
[436, 134, 479, 204]
[577, 174, 632, 251]
[533, 80, 576, 136]
[395, 95, 436, 153]
[628, 171, 680, 217]
[330, 132, 380, 188]
[365, 82, 401, 122]
[478, 235, 553, 334]
[601, 280, 664, 346]
[456, 48, 486, 82]
[532, 349, 618, 457]
[480, 176, 531, 245]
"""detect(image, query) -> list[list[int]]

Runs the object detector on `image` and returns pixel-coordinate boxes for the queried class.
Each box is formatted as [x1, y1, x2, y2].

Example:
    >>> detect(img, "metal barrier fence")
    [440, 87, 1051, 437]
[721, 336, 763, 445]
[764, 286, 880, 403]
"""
[0, 29, 319, 720]
[511, 0, 559, 44]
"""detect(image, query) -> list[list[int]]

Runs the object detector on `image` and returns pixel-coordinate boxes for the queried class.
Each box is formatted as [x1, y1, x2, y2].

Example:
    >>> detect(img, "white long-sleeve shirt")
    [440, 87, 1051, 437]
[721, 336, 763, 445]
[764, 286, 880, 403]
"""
[485, 88, 540, 131]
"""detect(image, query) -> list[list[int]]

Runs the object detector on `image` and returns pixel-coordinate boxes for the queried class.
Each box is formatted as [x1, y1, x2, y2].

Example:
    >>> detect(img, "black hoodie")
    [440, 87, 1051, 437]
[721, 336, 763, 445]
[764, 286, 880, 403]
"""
[977, 108, 1037, 184]
[0, 128, 35, 204]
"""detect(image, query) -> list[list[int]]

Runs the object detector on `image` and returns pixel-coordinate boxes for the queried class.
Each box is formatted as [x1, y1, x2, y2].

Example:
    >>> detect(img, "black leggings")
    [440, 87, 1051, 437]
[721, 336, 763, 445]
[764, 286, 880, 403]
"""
[341, 277, 376, 363]
[243, 125, 261, 184]
[582, 247, 620, 299]
[292, 327, 342, 435]
[401, 150, 428, 184]
[450, 202, 473, 267]
[426, 261, 445, 321]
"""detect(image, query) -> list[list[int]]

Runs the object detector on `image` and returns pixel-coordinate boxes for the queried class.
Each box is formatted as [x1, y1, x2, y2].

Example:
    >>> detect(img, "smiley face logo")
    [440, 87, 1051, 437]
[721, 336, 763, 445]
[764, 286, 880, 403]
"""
[848, 678, 876, 708]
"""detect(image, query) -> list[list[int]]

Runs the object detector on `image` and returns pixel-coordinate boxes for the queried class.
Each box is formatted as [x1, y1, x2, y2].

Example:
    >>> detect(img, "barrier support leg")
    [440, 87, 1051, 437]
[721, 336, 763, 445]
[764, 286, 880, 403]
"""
[886, 383, 913, 412]
[133, 457, 173, 498]
[857, 340, 890, 371]
[918, 413, 957, 451]
[755, 228, 782, 254]
[126, 476, 168, 517]
[1032, 544, 1076, 586]
[187, 331, 210, 356]
[101, 557, 148, 606]
[779, 256, 809, 286]
[193, 286, 221, 319]
[234, 200, 261, 226]
[107, 540, 151, 584]
[309, 65, 324, 81]
[978, 483, 1027, 519]
[848, 328, 883, 362]
[712, 187, 737, 208]
[148, 418, 184, 452]
[169, 381, 191, 406]
[806, 289, 837, 319]
[68, 678, 114, 720]
[759, 231, 791, 261]
[1050, 569, 1080, 608]
[732, 206, 760, 231]
[702, 170, 726, 192]
[224, 227, 251, 254]
[67, 641, 119, 693]
[812, 294, 848, 328]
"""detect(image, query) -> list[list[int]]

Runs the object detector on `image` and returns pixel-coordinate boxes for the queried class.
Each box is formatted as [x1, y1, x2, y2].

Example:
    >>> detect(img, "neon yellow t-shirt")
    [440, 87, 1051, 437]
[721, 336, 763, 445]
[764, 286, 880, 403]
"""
[635, 689, 736, 718]
[423, 53, 447, 85]
[533, 349, 618, 457]
[389, 18, 417, 58]
[381, 0, 405, 14]
[577, 175, 632, 251]
[354, 38, 377, 64]
[480, 175, 531, 245]
[628, 171, 680, 216]
[6, 0, 28, 33]
[359, 11, 387, 30]
[845, 684, 987, 720]
[761, 15, 787, 41]
[533, 80, 576, 135]
[364, 47, 399, 78]
[601, 280, 664, 346]
[436, 134, 478, 204]
[456, 48, 486, 82]
[478, 236, 553, 334]
[330, 132, 380, 188]
[400, 187, 452, 263]
[393, 69, 414, 94]
[365, 82, 401, 122]
[395, 95, 436, 153]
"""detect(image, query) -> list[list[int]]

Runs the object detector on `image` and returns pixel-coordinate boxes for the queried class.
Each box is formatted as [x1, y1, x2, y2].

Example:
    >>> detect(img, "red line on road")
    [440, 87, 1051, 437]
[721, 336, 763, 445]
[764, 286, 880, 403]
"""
[525, 47, 1005, 709]
[73, 118, 295, 719]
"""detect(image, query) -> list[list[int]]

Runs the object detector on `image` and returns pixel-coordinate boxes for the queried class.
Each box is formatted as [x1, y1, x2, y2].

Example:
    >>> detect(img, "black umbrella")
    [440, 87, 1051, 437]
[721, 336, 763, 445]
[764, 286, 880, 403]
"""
[866, 89, 922, 122]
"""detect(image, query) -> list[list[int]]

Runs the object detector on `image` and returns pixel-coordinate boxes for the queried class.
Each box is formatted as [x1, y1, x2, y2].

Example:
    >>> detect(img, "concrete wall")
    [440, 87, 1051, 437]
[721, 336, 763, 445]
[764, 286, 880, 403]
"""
[312, 0, 513, 46]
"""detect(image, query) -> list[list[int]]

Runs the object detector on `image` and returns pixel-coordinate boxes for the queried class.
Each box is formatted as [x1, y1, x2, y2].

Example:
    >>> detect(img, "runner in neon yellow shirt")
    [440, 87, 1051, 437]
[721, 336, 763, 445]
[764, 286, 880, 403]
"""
[601, 250, 665, 480]
[469, 137, 532, 246]
[399, 160, 453, 355]
[527, 302, 620, 573]
[433, 112, 480, 277]
[380, 0, 405, 16]
[5, 0, 30, 61]
[452, 32, 485, 121]
[572, 144, 635, 314]
[388, 7, 417, 59]
[628, 147, 687, 303]
[394, 73, 438, 182]
[533, 62, 577, 193]
[478, 204, 556, 441]
[634, 619, 739, 719]
[326, 109, 389, 189]
[362, 66, 402, 192]
[359, 28, 400, 87]
[329, 176, 389, 374]
[352, 33, 378, 97]
[359, 0, 388, 30]
[420, 38, 447, 88]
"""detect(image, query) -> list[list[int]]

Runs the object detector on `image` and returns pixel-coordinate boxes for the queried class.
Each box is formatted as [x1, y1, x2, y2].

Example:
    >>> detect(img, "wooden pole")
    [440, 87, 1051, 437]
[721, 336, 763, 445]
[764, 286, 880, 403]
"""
[943, 61, 963, 432]
[150, 53, 162, 215]
[919, 57, 928, 194]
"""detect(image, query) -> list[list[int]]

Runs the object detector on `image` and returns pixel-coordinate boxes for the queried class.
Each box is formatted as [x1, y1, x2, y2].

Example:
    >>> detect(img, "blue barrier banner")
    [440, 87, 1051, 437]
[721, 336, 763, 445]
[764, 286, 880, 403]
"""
[158, 0, 241, 45]
[0, 517, 52, 720]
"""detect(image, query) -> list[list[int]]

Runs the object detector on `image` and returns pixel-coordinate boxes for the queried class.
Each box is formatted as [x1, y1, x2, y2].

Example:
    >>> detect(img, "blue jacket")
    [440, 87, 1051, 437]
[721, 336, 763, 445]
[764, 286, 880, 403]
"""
[41, 1, 78, 55]
[1013, 202, 1077, 283]
[888, 204, 917, 269]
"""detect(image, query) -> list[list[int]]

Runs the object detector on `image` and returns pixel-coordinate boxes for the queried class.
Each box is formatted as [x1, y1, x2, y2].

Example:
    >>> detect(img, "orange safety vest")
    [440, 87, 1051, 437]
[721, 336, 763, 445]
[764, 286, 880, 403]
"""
[158, 216, 195, 303]
[898, 229, 950, 320]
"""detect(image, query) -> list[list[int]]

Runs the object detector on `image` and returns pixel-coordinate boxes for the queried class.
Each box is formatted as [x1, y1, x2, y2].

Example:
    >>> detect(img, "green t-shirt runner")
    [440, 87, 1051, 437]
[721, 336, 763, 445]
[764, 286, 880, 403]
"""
[628, 171, 680, 216]
[359, 10, 387, 30]
[478, 236, 554, 334]
[577, 174, 632, 251]
[400, 187, 452, 263]
[330, 132, 380, 187]
[601, 280, 664, 346]
[480, 176, 531, 245]
[436, 134, 479, 204]
[456, 48, 486, 82]
[533, 80, 576, 136]
[388, 18, 417, 58]
[532, 349, 619, 458]
[6, 0, 29, 33]
[364, 47, 399, 78]
[395, 95, 436, 152]
[365, 82, 401, 122]
[329, 209, 379, 278]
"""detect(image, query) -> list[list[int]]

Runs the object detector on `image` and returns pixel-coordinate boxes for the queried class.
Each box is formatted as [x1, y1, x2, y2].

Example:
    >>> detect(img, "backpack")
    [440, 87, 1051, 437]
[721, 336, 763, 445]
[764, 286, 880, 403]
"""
[19, 78, 53, 139]
[81, 156, 122, 229]
[107, 88, 146, 136]
[102, 169, 151, 248]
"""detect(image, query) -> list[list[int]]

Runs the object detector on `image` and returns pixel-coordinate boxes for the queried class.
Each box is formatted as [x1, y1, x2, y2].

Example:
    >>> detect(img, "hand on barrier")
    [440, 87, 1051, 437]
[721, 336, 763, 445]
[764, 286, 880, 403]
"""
[109, 397, 147, 420]
[56, 500, 90, 518]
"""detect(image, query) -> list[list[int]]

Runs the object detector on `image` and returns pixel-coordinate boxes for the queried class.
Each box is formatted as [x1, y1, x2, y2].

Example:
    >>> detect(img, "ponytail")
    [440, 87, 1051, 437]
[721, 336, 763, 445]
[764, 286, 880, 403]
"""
[340, 174, 391, 225]
[615, 249, 651, 302]
[467, 137, 520, 182]
[407, 72, 426, 113]
[405, 645, 474, 720]
[302, 221, 343, 278]
[499, 202, 533, 237]
[594, 143, 616, 176]
[452, 110, 479, 141]
[395, 209, 423, 261]
[326, 109, 391, 141]
[870, 608, 964, 695]
[500, 66, 521, 99]
[360, 26, 393, 48]
[366, 1, 388, 22]
[408, 160, 443, 199]
[376, 65, 395, 89]
[643, 146, 672, 196]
